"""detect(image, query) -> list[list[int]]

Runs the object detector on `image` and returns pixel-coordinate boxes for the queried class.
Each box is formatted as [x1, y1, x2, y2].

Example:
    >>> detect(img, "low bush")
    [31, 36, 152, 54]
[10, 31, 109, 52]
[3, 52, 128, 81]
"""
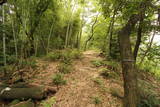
[52, 73, 66, 86]
[20, 59, 37, 69]
[92, 96, 102, 105]
[110, 87, 123, 99]
[57, 63, 72, 74]
[46, 51, 61, 61]
[93, 77, 104, 85]
[91, 60, 120, 71]
[40, 97, 56, 107]
[100, 70, 119, 79]
[103, 60, 120, 71]
[7, 55, 19, 64]
[70, 49, 82, 59]
[60, 52, 72, 64]
[46, 49, 82, 63]
[139, 61, 160, 79]
[91, 60, 103, 67]
[138, 80, 160, 107]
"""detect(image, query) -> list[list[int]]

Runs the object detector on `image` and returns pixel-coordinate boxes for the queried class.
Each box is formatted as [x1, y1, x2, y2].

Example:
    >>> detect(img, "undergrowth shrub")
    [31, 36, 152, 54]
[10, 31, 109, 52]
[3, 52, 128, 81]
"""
[60, 52, 72, 64]
[100, 69, 119, 79]
[138, 80, 160, 107]
[20, 59, 37, 69]
[93, 77, 104, 85]
[93, 77, 108, 92]
[46, 51, 61, 61]
[70, 49, 82, 59]
[92, 96, 102, 105]
[46, 49, 82, 62]
[7, 55, 19, 64]
[40, 97, 56, 107]
[110, 87, 123, 99]
[52, 73, 66, 86]
[0, 65, 15, 72]
[57, 63, 72, 74]
[91, 60, 120, 71]
[139, 61, 160, 79]
[103, 60, 120, 71]
[91, 60, 103, 67]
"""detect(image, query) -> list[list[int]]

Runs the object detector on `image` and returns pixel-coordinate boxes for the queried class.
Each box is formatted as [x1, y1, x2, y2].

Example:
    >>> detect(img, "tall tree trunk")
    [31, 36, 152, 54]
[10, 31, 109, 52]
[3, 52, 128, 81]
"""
[2, 5, 6, 74]
[64, 1, 76, 48]
[158, 8, 160, 25]
[78, 28, 82, 49]
[103, 2, 122, 54]
[68, 21, 73, 47]
[118, 2, 147, 106]
[65, 23, 70, 48]
[118, 14, 140, 107]
[103, 17, 112, 52]
[109, 9, 116, 57]
[47, 23, 54, 54]
[12, 18, 18, 59]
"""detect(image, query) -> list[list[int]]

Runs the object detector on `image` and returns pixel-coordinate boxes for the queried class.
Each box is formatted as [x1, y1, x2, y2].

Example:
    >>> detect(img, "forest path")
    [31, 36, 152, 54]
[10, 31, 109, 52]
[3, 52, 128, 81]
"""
[52, 50, 123, 107]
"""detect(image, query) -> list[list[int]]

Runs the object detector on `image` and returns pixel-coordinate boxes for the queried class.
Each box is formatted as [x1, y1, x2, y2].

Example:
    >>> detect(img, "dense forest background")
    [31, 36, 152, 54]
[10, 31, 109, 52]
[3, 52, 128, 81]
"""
[0, 0, 160, 107]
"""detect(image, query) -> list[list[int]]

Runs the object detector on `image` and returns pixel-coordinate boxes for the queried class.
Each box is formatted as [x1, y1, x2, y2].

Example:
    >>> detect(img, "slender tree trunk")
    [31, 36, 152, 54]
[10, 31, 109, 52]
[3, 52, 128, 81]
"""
[35, 37, 38, 56]
[158, 8, 160, 25]
[133, 19, 143, 60]
[103, 3, 122, 54]
[78, 28, 82, 49]
[68, 21, 73, 47]
[75, 31, 80, 48]
[103, 17, 112, 52]
[65, 22, 70, 48]
[47, 23, 54, 54]
[64, 1, 76, 48]
[84, 15, 98, 51]
[12, 18, 18, 59]
[140, 28, 156, 64]
[109, 9, 116, 56]
[2, 5, 6, 74]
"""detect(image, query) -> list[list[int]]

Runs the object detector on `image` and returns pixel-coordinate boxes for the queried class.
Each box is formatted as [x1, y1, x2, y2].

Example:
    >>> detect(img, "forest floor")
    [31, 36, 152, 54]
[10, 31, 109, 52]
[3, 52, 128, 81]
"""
[31, 50, 123, 107]
[1, 50, 160, 107]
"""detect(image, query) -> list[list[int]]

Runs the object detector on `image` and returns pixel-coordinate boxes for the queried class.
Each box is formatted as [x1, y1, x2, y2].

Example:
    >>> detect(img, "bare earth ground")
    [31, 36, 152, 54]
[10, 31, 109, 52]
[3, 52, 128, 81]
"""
[31, 50, 123, 107]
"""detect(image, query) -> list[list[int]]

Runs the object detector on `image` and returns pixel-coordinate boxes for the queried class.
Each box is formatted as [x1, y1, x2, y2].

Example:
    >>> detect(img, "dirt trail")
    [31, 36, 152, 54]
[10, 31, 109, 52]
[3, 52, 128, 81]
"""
[52, 50, 123, 107]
